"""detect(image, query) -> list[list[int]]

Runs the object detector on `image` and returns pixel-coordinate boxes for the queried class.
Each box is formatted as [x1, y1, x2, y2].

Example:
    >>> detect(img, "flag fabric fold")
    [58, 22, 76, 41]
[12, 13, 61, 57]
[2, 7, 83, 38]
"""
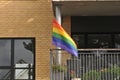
[52, 19, 78, 57]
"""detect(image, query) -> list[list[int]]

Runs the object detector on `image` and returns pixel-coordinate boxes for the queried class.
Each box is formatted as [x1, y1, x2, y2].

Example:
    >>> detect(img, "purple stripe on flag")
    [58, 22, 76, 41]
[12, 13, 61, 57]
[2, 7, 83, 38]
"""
[52, 41, 78, 57]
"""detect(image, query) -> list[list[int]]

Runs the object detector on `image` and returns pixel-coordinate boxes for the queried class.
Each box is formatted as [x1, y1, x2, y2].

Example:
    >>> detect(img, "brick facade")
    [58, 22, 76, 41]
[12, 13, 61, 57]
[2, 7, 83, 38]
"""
[0, 0, 71, 80]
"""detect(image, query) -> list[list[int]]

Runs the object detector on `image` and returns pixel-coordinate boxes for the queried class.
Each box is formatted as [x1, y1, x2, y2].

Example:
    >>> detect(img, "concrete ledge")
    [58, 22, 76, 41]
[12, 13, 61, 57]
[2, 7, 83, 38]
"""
[53, 0, 120, 1]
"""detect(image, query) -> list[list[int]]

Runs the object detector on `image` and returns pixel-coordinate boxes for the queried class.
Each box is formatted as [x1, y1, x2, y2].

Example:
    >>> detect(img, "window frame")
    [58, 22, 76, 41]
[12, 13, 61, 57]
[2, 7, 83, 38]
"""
[0, 38, 35, 80]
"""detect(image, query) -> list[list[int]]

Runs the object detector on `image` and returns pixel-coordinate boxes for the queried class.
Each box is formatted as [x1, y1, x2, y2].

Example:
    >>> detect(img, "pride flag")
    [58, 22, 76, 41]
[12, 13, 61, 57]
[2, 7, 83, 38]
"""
[52, 19, 78, 57]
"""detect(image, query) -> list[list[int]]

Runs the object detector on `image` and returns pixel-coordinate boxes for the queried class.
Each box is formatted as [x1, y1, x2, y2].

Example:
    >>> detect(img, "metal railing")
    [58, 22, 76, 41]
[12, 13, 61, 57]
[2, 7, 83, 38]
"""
[1, 59, 33, 80]
[50, 49, 120, 80]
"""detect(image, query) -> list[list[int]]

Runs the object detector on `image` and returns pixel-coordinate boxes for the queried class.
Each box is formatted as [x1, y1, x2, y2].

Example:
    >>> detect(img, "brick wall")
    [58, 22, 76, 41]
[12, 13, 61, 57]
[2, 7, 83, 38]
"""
[0, 0, 53, 80]
[63, 16, 71, 35]
[0, 0, 71, 80]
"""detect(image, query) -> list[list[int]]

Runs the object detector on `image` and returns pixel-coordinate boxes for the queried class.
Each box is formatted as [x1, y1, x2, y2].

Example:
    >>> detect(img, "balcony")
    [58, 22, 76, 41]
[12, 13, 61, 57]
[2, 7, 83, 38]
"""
[50, 49, 120, 80]
[52, 1, 120, 16]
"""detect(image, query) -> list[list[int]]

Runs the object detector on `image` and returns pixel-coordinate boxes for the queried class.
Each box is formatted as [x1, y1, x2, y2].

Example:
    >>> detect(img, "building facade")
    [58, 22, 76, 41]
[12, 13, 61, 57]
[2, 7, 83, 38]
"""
[0, 0, 53, 80]
[1, 0, 120, 80]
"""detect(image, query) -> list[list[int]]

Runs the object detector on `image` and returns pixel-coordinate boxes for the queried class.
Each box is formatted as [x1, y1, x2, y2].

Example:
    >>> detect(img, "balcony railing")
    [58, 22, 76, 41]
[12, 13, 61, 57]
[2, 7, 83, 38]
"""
[50, 49, 120, 80]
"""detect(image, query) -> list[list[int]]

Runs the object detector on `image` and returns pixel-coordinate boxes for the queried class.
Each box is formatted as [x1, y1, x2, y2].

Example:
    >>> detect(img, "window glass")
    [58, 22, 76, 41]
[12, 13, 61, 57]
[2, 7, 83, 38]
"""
[72, 35, 85, 48]
[0, 38, 35, 80]
[14, 40, 34, 64]
[14, 39, 34, 80]
[0, 40, 11, 66]
[15, 69, 33, 79]
[88, 34, 112, 48]
[115, 34, 120, 48]
[0, 69, 10, 79]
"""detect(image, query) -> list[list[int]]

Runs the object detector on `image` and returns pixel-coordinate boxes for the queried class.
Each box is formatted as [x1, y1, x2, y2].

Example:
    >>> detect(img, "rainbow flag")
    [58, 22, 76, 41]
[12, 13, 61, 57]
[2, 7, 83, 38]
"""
[52, 19, 78, 57]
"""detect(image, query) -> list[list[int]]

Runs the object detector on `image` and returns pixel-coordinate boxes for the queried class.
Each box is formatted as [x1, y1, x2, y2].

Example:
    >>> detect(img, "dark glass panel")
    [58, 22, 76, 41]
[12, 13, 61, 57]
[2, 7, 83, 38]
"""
[71, 16, 120, 33]
[115, 34, 120, 48]
[72, 35, 85, 48]
[88, 34, 112, 48]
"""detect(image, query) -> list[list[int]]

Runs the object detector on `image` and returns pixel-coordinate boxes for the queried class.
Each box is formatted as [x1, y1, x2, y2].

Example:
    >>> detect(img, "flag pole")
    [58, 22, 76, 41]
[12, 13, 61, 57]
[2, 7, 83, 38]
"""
[55, 5, 62, 65]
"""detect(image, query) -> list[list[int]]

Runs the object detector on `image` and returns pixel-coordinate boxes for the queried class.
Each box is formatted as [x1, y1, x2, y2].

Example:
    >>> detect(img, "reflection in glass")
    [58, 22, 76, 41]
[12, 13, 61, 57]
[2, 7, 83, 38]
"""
[88, 34, 112, 48]
[15, 69, 32, 79]
[14, 40, 34, 64]
[72, 35, 85, 48]
[0, 39, 35, 80]
[0, 40, 11, 66]
[15, 64, 32, 68]
[0, 69, 10, 79]
[115, 34, 120, 48]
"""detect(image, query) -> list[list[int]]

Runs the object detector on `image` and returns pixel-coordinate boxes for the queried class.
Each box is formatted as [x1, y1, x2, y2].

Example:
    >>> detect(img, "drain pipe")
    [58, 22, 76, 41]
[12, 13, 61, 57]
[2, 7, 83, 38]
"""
[55, 5, 62, 65]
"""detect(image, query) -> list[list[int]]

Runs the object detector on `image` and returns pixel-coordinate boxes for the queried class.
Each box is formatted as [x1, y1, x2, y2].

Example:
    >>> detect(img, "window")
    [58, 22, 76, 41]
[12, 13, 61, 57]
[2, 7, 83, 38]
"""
[0, 38, 35, 80]
[72, 34, 85, 48]
[71, 16, 120, 48]
[115, 34, 120, 48]
[87, 34, 112, 48]
[72, 34, 120, 48]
